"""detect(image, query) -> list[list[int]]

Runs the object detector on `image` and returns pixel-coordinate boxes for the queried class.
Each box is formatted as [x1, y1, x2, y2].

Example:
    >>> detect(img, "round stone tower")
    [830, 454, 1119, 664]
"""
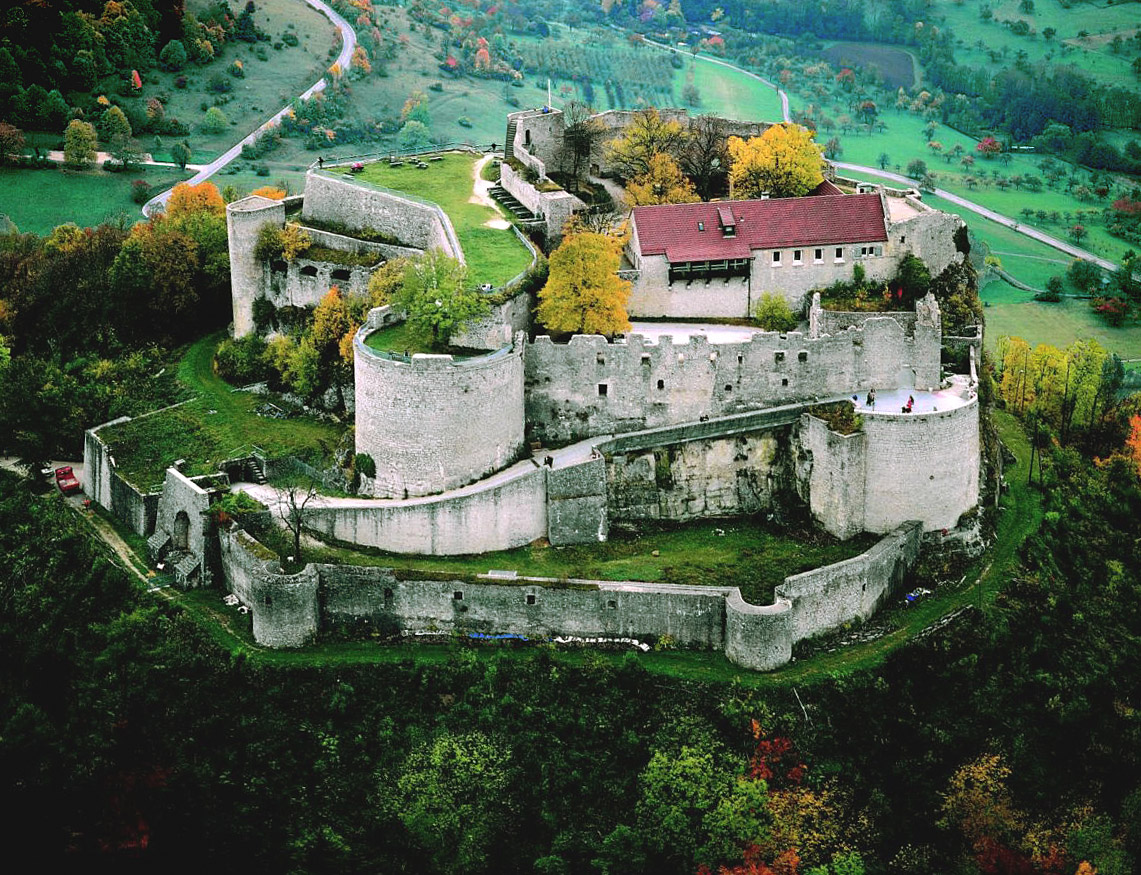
[226, 195, 286, 337]
[354, 326, 526, 498]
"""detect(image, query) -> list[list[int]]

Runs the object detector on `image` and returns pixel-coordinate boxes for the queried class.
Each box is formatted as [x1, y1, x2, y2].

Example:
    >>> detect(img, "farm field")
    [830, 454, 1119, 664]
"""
[0, 164, 191, 235]
[933, 0, 1141, 86]
[339, 152, 533, 286]
[819, 42, 919, 90]
[131, 0, 338, 164]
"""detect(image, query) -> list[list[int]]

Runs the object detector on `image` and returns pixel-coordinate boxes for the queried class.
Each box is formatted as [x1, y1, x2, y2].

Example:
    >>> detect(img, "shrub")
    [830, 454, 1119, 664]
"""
[201, 106, 229, 134]
[282, 32, 299, 47]
[458, 116, 472, 128]
[1037, 275, 1064, 302]
[252, 296, 278, 333]
[174, 75, 188, 89]
[130, 179, 150, 204]
[754, 293, 798, 332]
[207, 74, 232, 94]
[256, 163, 270, 176]
[354, 452, 376, 478]
[159, 40, 188, 71]
[214, 335, 272, 384]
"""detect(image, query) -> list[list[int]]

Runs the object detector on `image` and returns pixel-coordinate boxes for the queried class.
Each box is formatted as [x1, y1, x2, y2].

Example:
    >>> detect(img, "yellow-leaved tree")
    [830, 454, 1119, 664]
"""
[727, 123, 825, 199]
[537, 230, 631, 337]
[604, 108, 686, 180]
[625, 153, 700, 207]
[166, 181, 226, 218]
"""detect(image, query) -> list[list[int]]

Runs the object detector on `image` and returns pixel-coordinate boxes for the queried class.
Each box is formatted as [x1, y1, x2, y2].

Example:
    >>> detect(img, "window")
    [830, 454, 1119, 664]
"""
[384, 588, 394, 609]
[697, 221, 705, 231]
[596, 354, 605, 365]
[834, 247, 844, 263]
[900, 235, 906, 245]
[607, 599, 617, 609]
[772, 251, 782, 265]
[331, 268, 350, 281]
[793, 249, 802, 265]
[301, 265, 318, 277]
[453, 591, 463, 600]
[598, 383, 608, 397]
[774, 351, 785, 363]
[656, 379, 664, 390]
[526, 593, 536, 605]
[814, 248, 823, 264]
[724, 384, 733, 393]
[798, 350, 808, 362]
[781, 378, 789, 386]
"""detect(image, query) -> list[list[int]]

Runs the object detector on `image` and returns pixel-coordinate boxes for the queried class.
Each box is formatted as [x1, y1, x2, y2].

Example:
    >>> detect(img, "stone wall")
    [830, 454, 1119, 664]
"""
[450, 289, 533, 352]
[300, 171, 460, 260]
[227, 195, 286, 338]
[892, 200, 965, 279]
[546, 456, 609, 546]
[605, 427, 794, 523]
[777, 520, 922, 642]
[798, 414, 867, 539]
[303, 463, 548, 555]
[152, 467, 219, 587]
[810, 303, 918, 339]
[861, 398, 980, 533]
[499, 162, 585, 239]
[525, 310, 941, 446]
[222, 519, 921, 670]
[265, 256, 377, 311]
[354, 329, 527, 497]
[83, 416, 159, 537]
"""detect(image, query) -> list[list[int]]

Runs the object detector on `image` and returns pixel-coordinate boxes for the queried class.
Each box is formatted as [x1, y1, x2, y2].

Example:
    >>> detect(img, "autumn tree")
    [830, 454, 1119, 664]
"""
[166, 181, 225, 219]
[561, 100, 602, 188]
[394, 249, 486, 348]
[367, 256, 410, 306]
[101, 105, 133, 164]
[63, 119, 97, 168]
[0, 122, 25, 164]
[728, 124, 825, 199]
[625, 153, 700, 207]
[605, 108, 687, 180]
[537, 230, 631, 337]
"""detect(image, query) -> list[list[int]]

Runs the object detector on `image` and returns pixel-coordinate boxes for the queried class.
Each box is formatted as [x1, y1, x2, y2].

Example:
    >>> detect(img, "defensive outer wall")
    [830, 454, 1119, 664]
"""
[219, 520, 922, 670]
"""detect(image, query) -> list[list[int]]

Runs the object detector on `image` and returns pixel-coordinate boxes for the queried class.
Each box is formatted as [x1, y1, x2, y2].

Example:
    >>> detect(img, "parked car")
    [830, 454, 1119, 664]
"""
[55, 466, 81, 495]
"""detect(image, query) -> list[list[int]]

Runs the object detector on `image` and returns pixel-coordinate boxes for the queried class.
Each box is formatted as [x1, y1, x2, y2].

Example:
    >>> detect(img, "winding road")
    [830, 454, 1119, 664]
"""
[143, 0, 355, 216]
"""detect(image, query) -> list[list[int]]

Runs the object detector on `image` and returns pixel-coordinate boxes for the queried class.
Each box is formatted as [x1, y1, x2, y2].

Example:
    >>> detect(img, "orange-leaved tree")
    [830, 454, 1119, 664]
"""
[728, 124, 824, 199]
[166, 181, 225, 219]
[537, 230, 631, 337]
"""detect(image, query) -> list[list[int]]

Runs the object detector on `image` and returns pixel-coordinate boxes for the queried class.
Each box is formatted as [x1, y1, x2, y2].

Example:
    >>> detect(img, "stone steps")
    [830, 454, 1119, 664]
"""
[504, 119, 517, 160]
[488, 185, 544, 228]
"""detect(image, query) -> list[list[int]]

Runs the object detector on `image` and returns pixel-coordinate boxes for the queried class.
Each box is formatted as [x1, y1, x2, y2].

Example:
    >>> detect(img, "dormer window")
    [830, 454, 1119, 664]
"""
[717, 206, 736, 238]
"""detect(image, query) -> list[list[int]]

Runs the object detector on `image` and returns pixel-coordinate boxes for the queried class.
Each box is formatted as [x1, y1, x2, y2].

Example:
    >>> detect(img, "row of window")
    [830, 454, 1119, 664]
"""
[668, 258, 751, 284]
[771, 245, 884, 267]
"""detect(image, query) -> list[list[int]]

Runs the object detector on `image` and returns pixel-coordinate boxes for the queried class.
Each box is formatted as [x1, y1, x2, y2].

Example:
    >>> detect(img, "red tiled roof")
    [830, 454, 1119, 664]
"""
[633, 193, 887, 263]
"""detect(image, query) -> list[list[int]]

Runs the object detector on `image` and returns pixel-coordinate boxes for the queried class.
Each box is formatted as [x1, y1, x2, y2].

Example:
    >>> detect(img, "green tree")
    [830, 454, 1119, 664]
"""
[391, 730, 517, 875]
[727, 123, 825, 199]
[170, 140, 191, 170]
[159, 39, 188, 71]
[537, 231, 631, 337]
[397, 120, 431, 152]
[101, 105, 133, 163]
[754, 293, 798, 331]
[395, 250, 486, 348]
[63, 119, 98, 168]
[201, 106, 228, 134]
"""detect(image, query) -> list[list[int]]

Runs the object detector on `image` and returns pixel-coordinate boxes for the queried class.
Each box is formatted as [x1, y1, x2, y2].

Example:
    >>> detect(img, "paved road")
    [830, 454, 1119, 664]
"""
[833, 161, 1119, 273]
[143, 0, 355, 215]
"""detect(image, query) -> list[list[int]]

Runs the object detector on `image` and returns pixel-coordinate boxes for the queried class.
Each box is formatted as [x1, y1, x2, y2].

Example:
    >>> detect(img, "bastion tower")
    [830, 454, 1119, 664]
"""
[226, 195, 285, 338]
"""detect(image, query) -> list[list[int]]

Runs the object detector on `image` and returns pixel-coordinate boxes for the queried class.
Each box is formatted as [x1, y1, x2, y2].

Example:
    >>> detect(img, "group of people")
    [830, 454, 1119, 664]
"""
[860, 389, 915, 413]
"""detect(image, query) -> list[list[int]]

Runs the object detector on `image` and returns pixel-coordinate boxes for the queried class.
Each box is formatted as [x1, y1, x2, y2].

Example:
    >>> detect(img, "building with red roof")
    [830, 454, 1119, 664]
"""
[625, 183, 965, 319]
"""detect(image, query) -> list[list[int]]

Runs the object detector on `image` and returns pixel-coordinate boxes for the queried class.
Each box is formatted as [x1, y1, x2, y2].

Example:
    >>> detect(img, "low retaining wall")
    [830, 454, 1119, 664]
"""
[221, 521, 923, 669]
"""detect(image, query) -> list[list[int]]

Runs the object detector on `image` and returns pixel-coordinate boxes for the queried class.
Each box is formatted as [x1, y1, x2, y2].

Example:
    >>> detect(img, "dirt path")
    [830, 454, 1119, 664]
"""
[471, 154, 512, 229]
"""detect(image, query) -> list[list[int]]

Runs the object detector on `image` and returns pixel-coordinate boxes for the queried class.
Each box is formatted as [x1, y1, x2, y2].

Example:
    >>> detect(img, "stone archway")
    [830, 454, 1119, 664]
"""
[173, 510, 190, 551]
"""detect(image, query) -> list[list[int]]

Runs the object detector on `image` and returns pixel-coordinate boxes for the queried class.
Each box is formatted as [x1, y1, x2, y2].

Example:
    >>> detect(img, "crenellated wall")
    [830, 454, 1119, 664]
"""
[220, 517, 922, 670]
[354, 328, 527, 498]
[525, 304, 941, 446]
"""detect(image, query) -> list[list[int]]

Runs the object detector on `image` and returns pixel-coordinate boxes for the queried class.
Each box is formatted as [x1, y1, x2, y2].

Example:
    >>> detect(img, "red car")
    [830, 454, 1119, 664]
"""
[55, 466, 81, 495]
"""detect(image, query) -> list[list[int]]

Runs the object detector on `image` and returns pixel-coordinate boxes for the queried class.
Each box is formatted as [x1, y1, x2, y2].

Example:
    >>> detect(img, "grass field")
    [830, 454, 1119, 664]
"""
[99, 332, 344, 489]
[341, 153, 533, 285]
[0, 164, 191, 234]
[674, 53, 785, 123]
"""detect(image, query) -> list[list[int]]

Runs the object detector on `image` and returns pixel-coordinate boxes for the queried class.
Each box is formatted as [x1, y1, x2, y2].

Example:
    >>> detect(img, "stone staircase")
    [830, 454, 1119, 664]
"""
[171, 552, 201, 587]
[504, 118, 517, 160]
[488, 185, 544, 230]
[147, 531, 171, 563]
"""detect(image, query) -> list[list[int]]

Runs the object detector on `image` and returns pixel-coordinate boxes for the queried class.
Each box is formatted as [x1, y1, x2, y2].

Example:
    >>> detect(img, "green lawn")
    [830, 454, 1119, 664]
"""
[982, 290, 1141, 359]
[674, 53, 785, 123]
[0, 164, 190, 234]
[99, 332, 344, 489]
[311, 517, 875, 607]
[340, 153, 533, 285]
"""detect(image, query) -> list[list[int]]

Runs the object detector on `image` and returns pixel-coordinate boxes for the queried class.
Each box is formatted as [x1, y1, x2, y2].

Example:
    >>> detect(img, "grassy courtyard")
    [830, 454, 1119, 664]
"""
[338, 152, 533, 286]
[307, 517, 875, 607]
[98, 333, 344, 489]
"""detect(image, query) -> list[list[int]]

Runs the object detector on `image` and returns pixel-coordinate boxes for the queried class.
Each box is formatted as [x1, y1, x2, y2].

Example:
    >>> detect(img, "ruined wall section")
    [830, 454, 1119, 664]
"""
[499, 162, 585, 239]
[354, 330, 526, 497]
[265, 256, 377, 311]
[525, 315, 939, 446]
[450, 288, 533, 352]
[300, 171, 460, 260]
[798, 414, 868, 540]
[218, 528, 318, 647]
[889, 201, 966, 279]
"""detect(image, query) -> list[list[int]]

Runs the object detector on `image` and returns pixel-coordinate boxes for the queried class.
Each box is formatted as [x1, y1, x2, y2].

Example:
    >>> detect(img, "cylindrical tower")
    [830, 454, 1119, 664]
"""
[226, 195, 285, 337]
[354, 328, 526, 498]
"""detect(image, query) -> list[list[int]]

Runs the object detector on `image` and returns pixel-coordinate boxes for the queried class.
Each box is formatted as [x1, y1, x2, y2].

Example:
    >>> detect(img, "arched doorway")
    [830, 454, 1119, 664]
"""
[173, 510, 190, 551]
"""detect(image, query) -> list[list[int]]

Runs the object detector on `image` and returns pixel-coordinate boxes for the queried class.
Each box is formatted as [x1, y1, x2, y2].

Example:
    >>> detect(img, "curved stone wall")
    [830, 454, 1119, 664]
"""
[226, 195, 286, 338]
[354, 328, 526, 498]
[724, 594, 793, 671]
[861, 398, 979, 533]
